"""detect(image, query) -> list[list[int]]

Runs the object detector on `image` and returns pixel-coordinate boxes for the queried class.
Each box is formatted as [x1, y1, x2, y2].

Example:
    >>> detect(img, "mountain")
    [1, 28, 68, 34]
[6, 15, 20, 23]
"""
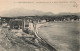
[58, 12, 80, 16]
[2, 8, 45, 17]
[1, 8, 80, 17]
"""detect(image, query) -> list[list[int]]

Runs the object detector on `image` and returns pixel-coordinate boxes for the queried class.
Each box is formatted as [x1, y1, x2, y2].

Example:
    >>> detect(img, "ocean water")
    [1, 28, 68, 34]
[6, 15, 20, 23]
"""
[38, 21, 80, 51]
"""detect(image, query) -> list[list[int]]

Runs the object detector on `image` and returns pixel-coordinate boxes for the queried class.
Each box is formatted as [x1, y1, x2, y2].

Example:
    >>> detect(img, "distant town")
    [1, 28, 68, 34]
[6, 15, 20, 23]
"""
[0, 15, 80, 30]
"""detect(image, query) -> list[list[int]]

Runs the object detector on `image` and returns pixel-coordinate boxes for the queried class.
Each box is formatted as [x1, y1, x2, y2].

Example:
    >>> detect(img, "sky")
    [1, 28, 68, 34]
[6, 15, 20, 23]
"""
[0, 0, 80, 16]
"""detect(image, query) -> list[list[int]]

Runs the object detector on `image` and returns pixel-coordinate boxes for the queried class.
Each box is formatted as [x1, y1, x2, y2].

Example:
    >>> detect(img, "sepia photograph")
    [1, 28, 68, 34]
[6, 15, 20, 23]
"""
[0, 0, 80, 51]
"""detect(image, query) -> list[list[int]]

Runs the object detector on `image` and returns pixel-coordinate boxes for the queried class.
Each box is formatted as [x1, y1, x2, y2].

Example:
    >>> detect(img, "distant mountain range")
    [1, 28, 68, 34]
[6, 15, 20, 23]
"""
[58, 13, 80, 16]
[1, 8, 80, 17]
